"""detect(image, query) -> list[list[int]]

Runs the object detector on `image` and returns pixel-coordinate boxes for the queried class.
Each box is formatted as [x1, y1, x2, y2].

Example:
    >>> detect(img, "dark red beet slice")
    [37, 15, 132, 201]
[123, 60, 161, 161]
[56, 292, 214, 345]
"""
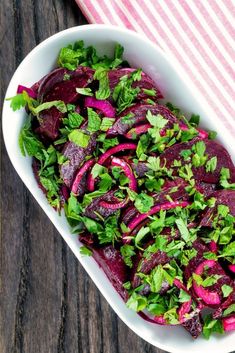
[35, 107, 64, 140]
[38, 66, 94, 102]
[200, 190, 235, 227]
[37, 67, 68, 101]
[121, 205, 139, 225]
[107, 104, 178, 136]
[108, 68, 163, 101]
[84, 190, 121, 220]
[182, 313, 202, 339]
[132, 251, 170, 288]
[195, 181, 216, 198]
[130, 161, 149, 177]
[160, 138, 235, 184]
[36, 66, 94, 141]
[60, 133, 97, 188]
[90, 245, 129, 301]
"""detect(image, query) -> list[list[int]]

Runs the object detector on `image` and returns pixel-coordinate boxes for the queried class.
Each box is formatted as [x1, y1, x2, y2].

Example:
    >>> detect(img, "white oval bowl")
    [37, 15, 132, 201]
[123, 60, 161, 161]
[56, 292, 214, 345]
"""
[2, 24, 235, 353]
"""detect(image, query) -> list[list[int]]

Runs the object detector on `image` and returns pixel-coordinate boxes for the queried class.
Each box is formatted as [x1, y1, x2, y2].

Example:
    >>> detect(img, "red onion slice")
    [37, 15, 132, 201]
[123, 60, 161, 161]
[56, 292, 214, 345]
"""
[71, 159, 95, 195]
[193, 260, 220, 306]
[87, 143, 137, 192]
[222, 315, 235, 332]
[124, 123, 152, 139]
[17, 85, 37, 99]
[84, 96, 116, 118]
[111, 157, 137, 191]
[123, 201, 189, 242]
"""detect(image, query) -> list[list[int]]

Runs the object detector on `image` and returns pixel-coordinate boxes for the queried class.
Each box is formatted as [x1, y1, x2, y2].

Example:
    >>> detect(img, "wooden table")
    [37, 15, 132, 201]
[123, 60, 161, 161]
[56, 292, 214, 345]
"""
[0, 2, 223, 353]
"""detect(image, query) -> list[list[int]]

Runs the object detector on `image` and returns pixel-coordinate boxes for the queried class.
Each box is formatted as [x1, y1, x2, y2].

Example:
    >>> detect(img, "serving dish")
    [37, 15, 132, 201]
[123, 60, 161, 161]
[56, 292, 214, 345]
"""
[2, 24, 235, 353]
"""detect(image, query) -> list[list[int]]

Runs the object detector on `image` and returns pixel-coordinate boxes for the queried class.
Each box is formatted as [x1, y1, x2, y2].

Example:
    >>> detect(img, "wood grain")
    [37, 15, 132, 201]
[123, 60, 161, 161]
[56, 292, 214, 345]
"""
[0, 1, 190, 353]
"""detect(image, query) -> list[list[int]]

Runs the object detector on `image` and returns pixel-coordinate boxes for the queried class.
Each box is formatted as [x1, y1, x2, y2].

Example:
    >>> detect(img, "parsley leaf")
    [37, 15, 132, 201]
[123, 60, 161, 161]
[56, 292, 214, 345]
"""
[146, 111, 168, 129]
[7, 92, 30, 111]
[19, 117, 44, 157]
[120, 244, 135, 267]
[206, 156, 217, 173]
[134, 193, 154, 213]
[220, 167, 235, 190]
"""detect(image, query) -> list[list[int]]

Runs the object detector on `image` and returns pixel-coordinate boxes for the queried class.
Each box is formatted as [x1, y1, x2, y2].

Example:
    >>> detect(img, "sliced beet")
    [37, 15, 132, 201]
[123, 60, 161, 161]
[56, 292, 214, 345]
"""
[130, 161, 149, 177]
[160, 138, 235, 184]
[195, 181, 216, 198]
[35, 107, 64, 140]
[132, 250, 169, 288]
[200, 190, 235, 227]
[37, 67, 68, 101]
[121, 206, 138, 225]
[84, 190, 121, 220]
[108, 68, 162, 101]
[60, 133, 97, 188]
[36, 66, 94, 141]
[107, 104, 178, 136]
[38, 66, 94, 103]
[91, 245, 129, 301]
[182, 313, 202, 339]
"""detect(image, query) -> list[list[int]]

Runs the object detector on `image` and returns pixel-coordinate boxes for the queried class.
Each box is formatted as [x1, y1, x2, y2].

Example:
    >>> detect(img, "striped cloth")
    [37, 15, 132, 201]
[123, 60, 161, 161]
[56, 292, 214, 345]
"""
[75, 0, 235, 134]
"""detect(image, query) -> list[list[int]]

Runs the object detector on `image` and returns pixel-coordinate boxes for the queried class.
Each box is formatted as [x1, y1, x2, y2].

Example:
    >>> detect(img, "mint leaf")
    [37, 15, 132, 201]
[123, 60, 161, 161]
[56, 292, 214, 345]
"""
[126, 292, 147, 312]
[32, 100, 67, 115]
[63, 111, 84, 129]
[223, 304, 235, 316]
[100, 117, 115, 131]
[103, 137, 119, 151]
[203, 314, 224, 339]
[175, 218, 190, 242]
[221, 284, 233, 298]
[189, 114, 200, 127]
[87, 108, 101, 132]
[91, 163, 107, 178]
[94, 67, 110, 100]
[80, 246, 92, 256]
[76, 87, 93, 96]
[68, 129, 90, 147]
[178, 289, 191, 303]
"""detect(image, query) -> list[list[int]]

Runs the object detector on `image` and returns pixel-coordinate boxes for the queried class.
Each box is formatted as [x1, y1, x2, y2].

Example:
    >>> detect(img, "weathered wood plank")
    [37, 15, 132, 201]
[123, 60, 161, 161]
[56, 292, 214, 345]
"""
[0, 1, 168, 353]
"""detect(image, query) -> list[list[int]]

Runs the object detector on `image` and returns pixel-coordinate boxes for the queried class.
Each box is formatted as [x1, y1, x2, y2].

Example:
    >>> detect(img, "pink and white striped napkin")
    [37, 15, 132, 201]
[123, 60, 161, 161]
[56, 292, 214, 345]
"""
[76, 0, 235, 134]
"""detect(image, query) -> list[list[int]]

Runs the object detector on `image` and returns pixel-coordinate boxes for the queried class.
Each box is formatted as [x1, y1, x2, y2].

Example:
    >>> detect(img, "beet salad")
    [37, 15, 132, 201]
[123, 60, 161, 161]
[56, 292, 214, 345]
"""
[8, 41, 235, 339]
